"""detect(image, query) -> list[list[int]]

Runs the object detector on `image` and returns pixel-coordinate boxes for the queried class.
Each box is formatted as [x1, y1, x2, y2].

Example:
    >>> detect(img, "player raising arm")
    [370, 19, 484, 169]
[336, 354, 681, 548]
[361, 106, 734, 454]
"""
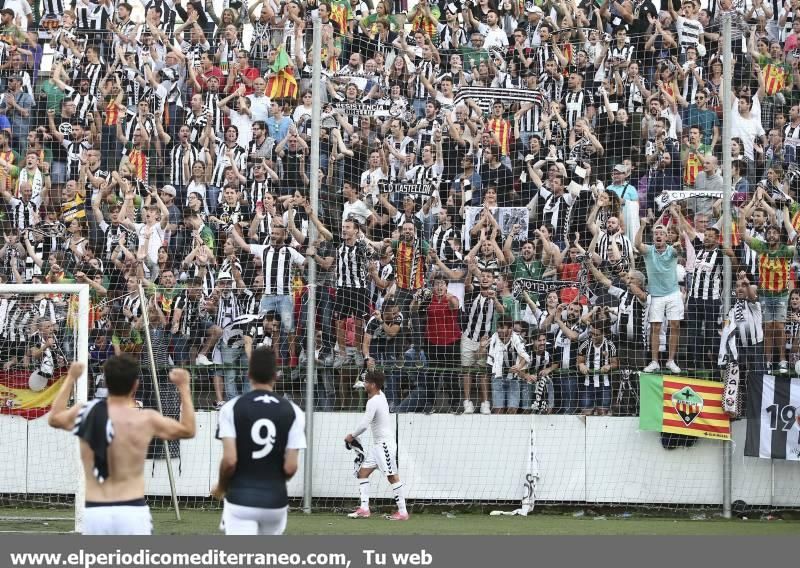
[344, 370, 409, 521]
[212, 348, 307, 535]
[48, 356, 196, 535]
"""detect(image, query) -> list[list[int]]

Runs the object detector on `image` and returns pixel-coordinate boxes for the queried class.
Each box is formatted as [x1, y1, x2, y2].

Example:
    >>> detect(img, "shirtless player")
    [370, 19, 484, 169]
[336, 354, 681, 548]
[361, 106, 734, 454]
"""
[48, 354, 196, 535]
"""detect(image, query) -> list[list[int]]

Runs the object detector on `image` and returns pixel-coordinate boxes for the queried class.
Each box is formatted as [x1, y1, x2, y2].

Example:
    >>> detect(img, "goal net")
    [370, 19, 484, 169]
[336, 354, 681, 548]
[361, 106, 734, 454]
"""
[0, 283, 89, 533]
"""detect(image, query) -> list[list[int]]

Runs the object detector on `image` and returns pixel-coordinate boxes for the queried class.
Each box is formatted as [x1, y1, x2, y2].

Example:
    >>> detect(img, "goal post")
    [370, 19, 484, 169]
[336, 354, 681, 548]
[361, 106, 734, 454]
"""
[0, 283, 89, 534]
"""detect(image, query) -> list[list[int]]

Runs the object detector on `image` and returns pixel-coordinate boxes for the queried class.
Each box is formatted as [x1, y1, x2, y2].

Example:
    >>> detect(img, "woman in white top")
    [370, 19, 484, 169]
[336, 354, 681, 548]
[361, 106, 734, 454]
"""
[186, 160, 214, 214]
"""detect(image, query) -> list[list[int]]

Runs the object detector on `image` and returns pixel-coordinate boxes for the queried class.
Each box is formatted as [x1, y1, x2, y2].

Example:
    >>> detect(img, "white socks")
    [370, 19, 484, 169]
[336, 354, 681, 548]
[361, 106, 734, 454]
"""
[392, 482, 407, 515]
[359, 479, 370, 509]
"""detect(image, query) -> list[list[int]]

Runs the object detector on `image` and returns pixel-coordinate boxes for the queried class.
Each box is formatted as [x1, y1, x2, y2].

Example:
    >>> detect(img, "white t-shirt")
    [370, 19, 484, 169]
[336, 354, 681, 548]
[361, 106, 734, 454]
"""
[730, 112, 765, 161]
[247, 93, 271, 123]
[351, 391, 392, 444]
[4, 0, 32, 29]
[134, 222, 165, 267]
[228, 109, 253, 148]
[478, 23, 509, 50]
[343, 199, 373, 225]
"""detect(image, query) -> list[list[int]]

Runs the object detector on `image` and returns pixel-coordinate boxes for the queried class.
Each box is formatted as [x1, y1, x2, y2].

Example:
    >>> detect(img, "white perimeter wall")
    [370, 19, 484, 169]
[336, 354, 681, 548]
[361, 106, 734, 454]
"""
[2, 413, 799, 506]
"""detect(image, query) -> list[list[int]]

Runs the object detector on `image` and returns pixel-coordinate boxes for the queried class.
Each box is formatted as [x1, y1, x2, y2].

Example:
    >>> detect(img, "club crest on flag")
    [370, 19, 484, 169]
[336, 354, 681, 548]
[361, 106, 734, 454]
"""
[672, 386, 703, 426]
[639, 373, 731, 440]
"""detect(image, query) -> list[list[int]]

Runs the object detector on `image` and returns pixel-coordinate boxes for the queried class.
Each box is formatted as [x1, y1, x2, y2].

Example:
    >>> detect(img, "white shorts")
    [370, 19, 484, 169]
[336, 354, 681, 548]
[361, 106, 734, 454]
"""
[362, 441, 398, 476]
[649, 291, 684, 323]
[83, 500, 152, 535]
[461, 336, 485, 368]
[221, 501, 288, 535]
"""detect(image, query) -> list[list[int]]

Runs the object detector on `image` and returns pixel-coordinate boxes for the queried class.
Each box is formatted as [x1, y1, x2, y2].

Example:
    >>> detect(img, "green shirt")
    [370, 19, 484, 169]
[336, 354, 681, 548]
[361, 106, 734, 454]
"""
[510, 257, 544, 281]
[36, 80, 66, 114]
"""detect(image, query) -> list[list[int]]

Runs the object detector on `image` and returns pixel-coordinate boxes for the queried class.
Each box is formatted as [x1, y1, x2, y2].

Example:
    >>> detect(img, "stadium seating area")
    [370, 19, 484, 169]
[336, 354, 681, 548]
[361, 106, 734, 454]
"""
[0, 0, 792, 418]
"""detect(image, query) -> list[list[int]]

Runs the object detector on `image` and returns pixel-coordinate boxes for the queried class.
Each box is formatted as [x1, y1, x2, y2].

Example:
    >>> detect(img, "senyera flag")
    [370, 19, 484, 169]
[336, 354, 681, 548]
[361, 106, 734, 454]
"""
[640, 373, 731, 440]
[0, 367, 67, 420]
[745, 374, 800, 460]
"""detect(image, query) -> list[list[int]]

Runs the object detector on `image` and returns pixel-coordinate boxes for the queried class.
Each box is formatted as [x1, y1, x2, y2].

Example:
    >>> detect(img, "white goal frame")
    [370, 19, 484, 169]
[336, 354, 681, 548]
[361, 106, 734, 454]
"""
[0, 283, 89, 533]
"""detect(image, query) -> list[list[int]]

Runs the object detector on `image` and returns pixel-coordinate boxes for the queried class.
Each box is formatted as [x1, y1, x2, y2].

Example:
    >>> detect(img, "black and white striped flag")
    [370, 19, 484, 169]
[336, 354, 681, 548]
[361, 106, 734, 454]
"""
[744, 375, 800, 460]
[452, 87, 545, 114]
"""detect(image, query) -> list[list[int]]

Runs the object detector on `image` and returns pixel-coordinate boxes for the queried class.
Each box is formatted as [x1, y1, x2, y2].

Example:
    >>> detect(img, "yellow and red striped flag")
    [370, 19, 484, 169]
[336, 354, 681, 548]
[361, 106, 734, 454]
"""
[266, 46, 298, 100]
[640, 374, 731, 440]
[0, 368, 68, 420]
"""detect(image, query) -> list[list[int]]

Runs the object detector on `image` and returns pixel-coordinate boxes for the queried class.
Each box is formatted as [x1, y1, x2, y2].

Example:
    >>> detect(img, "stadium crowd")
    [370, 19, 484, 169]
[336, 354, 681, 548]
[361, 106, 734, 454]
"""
[0, 0, 795, 418]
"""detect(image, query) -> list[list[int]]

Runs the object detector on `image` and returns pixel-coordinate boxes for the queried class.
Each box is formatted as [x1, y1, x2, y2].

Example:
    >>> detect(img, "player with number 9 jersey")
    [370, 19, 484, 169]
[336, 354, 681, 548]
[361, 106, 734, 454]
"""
[213, 348, 306, 535]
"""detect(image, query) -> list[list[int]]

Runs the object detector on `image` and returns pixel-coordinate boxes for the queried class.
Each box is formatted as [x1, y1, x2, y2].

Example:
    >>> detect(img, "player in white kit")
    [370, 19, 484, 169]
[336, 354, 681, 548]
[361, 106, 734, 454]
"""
[344, 370, 409, 521]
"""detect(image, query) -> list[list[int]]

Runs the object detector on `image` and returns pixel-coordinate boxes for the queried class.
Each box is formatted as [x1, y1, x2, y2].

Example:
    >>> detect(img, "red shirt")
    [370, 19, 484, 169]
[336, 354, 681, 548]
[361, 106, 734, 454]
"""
[558, 262, 584, 304]
[425, 294, 462, 346]
[195, 66, 225, 92]
[227, 66, 261, 95]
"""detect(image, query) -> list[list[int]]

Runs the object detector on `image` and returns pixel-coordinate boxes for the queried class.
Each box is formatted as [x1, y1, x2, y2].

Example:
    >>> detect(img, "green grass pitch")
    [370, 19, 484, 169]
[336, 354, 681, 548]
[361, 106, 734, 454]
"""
[1, 509, 798, 535]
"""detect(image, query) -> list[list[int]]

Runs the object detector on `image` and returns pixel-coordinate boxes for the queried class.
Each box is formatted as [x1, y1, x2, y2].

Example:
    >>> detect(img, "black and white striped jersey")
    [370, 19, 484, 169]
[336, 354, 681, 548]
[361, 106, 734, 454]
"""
[221, 313, 260, 349]
[519, 89, 546, 132]
[437, 24, 468, 50]
[741, 225, 766, 283]
[242, 178, 272, 216]
[0, 299, 34, 344]
[690, 241, 724, 301]
[730, 299, 764, 347]
[6, 197, 38, 231]
[336, 238, 372, 289]
[462, 293, 496, 342]
[623, 77, 648, 114]
[412, 57, 436, 99]
[211, 142, 247, 187]
[531, 45, 553, 76]
[609, 285, 650, 344]
[596, 232, 634, 264]
[249, 244, 306, 296]
[121, 293, 142, 326]
[578, 337, 617, 387]
[385, 135, 416, 179]
[563, 88, 594, 130]
[540, 190, 574, 242]
[554, 321, 588, 371]
[143, 0, 177, 36]
[123, 111, 157, 146]
[173, 291, 202, 336]
[64, 87, 98, 124]
[81, 61, 104, 97]
[529, 349, 553, 376]
[431, 224, 460, 262]
[217, 391, 306, 509]
[168, 144, 201, 186]
[42, 0, 68, 16]
[368, 261, 395, 306]
[681, 63, 703, 105]
[184, 108, 209, 147]
[77, 2, 112, 34]
[539, 73, 563, 103]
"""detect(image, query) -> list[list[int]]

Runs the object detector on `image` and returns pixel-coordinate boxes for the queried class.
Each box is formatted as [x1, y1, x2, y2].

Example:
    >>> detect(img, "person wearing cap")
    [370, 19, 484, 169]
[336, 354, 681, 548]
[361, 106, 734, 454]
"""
[158, 185, 183, 248]
[0, 72, 33, 154]
[606, 164, 637, 201]
[0, 8, 27, 41]
[518, 4, 543, 47]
